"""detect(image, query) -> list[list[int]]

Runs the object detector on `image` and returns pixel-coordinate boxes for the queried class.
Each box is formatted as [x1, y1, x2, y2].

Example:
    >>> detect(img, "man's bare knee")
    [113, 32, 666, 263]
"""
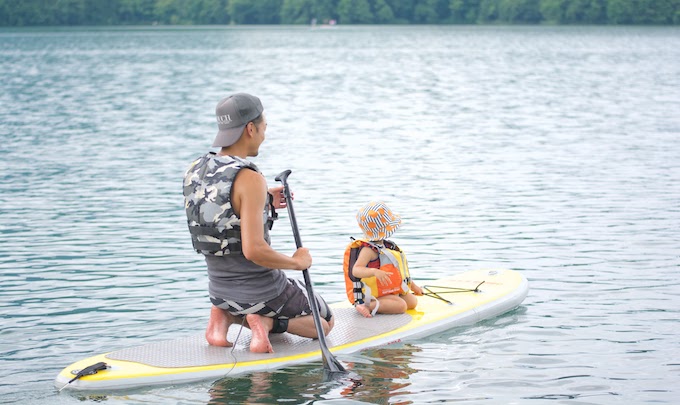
[324, 317, 335, 335]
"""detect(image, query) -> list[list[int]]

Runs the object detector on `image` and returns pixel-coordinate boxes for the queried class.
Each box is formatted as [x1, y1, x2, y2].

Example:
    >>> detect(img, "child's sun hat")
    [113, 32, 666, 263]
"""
[356, 201, 402, 241]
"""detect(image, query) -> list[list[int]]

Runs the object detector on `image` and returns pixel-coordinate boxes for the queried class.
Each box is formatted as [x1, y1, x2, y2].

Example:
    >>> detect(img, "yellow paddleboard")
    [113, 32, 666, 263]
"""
[55, 268, 528, 391]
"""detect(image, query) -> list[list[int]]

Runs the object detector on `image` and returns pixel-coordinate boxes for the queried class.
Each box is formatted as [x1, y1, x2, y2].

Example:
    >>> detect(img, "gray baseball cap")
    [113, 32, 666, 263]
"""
[212, 93, 264, 148]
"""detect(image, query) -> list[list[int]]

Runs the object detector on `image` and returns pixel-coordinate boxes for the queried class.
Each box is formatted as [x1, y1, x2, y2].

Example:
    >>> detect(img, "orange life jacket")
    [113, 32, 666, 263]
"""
[343, 238, 411, 305]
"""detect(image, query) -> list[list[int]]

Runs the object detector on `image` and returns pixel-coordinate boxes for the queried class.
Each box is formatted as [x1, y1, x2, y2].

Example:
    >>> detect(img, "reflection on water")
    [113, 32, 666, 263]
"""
[207, 344, 422, 405]
[339, 345, 422, 404]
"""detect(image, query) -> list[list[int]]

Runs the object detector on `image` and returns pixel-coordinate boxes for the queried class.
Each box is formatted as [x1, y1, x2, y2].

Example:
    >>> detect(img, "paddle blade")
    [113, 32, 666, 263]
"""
[323, 367, 361, 382]
[321, 347, 346, 373]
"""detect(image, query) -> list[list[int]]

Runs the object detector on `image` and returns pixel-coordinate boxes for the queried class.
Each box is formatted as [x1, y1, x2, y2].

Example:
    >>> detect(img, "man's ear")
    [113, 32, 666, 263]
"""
[246, 122, 255, 137]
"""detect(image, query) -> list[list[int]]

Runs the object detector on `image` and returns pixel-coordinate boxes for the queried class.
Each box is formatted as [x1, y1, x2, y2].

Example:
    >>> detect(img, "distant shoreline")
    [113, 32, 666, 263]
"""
[2, 0, 678, 27]
[2, 23, 679, 30]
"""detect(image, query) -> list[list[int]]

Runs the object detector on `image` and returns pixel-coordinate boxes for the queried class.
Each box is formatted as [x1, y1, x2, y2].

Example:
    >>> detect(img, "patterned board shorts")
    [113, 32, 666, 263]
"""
[210, 278, 333, 322]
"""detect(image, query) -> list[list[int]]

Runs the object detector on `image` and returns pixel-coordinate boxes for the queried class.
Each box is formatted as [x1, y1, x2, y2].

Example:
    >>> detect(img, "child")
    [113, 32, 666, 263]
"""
[343, 201, 423, 317]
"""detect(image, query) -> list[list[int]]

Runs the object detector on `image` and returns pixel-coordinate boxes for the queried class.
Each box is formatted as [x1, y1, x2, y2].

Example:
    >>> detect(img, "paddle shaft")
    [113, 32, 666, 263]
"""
[275, 170, 346, 374]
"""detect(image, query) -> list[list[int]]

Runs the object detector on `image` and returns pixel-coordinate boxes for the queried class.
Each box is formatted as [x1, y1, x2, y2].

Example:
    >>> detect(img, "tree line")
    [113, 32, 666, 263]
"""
[1, 0, 678, 26]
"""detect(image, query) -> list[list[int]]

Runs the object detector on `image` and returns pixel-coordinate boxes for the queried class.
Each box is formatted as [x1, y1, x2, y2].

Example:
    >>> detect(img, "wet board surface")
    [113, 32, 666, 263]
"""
[55, 268, 528, 391]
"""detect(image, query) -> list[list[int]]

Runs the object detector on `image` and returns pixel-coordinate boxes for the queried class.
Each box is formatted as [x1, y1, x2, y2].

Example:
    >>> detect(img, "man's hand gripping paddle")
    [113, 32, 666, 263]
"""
[275, 170, 358, 381]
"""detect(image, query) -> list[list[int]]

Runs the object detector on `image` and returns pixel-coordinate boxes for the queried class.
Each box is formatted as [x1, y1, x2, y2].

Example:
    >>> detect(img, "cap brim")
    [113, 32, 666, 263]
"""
[212, 124, 246, 148]
[381, 228, 399, 240]
[364, 217, 402, 241]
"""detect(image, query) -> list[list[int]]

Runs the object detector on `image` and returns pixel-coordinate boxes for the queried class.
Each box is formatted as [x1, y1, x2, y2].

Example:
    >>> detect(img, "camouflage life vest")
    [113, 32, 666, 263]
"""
[183, 152, 277, 256]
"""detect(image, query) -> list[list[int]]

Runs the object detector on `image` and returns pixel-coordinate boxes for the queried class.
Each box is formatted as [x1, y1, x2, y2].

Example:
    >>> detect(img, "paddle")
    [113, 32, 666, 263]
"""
[275, 169, 348, 377]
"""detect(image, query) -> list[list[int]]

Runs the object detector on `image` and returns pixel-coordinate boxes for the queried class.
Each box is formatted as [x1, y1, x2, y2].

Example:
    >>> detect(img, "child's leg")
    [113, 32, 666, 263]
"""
[401, 293, 418, 310]
[375, 295, 408, 314]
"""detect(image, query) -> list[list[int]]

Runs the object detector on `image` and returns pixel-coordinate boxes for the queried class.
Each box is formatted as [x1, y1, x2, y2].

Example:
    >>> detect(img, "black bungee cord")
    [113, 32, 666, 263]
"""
[421, 281, 485, 305]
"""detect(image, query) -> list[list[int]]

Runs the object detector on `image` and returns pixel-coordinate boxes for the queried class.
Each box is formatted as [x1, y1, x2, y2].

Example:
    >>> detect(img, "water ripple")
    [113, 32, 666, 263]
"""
[1, 25, 679, 404]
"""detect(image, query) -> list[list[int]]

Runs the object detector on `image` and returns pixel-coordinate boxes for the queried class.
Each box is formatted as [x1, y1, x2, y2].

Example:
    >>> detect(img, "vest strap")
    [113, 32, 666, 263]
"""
[266, 193, 278, 230]
[189, 226, 243, 254]
[188, 226, 241, 238]
[191, 240, 243, 253]
[192, 241, 222, 252]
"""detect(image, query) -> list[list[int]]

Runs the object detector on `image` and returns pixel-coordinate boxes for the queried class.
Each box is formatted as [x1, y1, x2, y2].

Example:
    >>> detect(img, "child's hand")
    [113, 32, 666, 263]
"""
[411, 282, 424, 296]
[374, 269, 392, 286]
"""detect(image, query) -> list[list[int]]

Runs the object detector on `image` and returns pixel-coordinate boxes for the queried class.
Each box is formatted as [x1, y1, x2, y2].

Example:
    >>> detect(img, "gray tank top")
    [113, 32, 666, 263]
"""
[205, 254, 287, 302]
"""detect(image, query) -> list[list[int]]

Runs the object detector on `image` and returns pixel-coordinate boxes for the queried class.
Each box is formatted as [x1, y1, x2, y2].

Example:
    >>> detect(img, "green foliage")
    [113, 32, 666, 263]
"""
[281, 0, 314, 24]
[571, 0, 606, 23]
[414, 0, 439, 22]
[153, 0, 180, 24]
[281, 0, 338, 24]
[450, 0, 481, 23]
[498, 0, 542, 22]
[337, 0, 374, 23]
[540, 0, 606, 23]
[413, 0, 450, 23]
[607, 0, 679, 24]
[118, 0, 155, 24]
[373, 0, 396, 23]
[228, 0, 280, 24]
[385, 0, 416, 22]
[606, 0, 635, 23]
[314, 0, 338, 23]
[539, 0, 564, 22]
[478, 0, 500, 21]
[0, 0, 678, 26]
[192, 0, 230, 24]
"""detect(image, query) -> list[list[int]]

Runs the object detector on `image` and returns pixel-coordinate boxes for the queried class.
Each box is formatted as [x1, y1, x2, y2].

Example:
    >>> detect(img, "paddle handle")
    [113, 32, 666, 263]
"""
[275, 170, 346, 374]
[276, 170, 303, 248]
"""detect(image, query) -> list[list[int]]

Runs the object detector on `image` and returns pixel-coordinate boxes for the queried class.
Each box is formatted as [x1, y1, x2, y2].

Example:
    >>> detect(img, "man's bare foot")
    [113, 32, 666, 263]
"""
[205, 306, 233, 347]
[246, 314, 274, 353]
[355, 303, 372, 318]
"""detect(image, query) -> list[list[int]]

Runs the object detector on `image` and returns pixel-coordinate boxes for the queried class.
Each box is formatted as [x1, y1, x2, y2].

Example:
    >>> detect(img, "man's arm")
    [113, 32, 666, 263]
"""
[233, 169, 311, 271]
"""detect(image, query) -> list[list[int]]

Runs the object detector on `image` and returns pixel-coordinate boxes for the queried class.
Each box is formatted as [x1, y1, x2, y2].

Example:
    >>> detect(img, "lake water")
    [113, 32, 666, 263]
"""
[1, 25, 679, 404]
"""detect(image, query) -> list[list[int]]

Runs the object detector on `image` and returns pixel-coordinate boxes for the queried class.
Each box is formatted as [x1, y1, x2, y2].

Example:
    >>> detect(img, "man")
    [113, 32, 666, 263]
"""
[183, 93, 334, 353]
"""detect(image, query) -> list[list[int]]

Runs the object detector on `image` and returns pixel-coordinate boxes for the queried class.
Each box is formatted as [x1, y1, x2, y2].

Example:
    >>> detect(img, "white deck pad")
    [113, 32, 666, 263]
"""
[106, 309, 411, 368]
